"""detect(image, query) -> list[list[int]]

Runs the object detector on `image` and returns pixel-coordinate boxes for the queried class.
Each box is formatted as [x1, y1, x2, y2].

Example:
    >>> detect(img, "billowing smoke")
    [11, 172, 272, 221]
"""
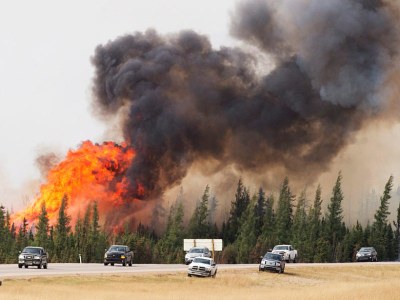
[92, 0, 400, 199]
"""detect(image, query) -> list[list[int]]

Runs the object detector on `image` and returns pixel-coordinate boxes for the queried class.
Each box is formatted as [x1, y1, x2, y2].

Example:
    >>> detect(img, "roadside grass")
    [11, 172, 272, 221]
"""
[1, 264, 399, 300]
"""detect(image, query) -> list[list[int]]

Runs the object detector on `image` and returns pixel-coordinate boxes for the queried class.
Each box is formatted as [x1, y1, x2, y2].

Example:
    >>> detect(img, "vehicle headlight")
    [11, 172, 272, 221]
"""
[261, 260, 266, 265]
[121, 255, 126, 259]
[104, 254, 107, 259]
[275, 262, 280, 266]
[356, 253, 361, 257]
[18, 255, 24, 259]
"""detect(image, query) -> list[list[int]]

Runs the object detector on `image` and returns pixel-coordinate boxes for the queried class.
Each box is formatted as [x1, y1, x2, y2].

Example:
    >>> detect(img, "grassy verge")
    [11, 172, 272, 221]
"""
[1, 264, 399, 300]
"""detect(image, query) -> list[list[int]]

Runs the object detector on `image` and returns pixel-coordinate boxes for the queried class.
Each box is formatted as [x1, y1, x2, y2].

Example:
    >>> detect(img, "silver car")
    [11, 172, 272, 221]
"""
[184, 247, 211, 265]
[188, 257, 217, 278]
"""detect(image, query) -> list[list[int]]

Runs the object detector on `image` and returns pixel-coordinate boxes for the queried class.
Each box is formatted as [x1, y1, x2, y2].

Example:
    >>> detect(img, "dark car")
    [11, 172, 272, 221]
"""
[356, 247, 378, 262]
[18, 246, 48, 269]
[104, 245, 133, 266]
[259, 252, 285, 273]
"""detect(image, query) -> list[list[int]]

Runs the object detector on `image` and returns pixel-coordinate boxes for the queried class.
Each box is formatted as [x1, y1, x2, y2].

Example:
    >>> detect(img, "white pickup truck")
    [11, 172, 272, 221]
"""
[272, 245, 297, 263]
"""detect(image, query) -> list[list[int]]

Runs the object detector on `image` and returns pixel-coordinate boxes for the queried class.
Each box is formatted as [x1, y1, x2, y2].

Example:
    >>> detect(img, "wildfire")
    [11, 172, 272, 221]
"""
[11, 141, 139, 228]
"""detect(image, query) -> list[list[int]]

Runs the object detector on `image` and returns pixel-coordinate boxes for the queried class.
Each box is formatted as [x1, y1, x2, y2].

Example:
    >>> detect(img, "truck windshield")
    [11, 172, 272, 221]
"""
[193, 258, 211, 264]
[189, 248, 205, 253]
[359, 247, 373, 252]
[264, 253, 282, 261]
[22, 247, 41, 254]
[274, 246, 289, 250]
[109, 246, 126, 252]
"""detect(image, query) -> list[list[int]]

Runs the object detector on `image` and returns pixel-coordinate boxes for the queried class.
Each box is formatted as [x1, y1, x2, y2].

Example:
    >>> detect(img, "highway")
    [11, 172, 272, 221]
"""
[0, 262, 399, 279]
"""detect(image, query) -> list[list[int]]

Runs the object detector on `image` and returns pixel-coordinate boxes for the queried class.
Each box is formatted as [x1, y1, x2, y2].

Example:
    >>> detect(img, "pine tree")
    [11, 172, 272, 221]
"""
[226, 179, 250, 243]
[306, 185, 323, 262]
[254, 188, 266, 238]
[16, 217, 29, 251]
[89, 201, 101, 262]
[54, 195, 71, 261]
[35, 202, 49, 249]
[370, 176, 393, 261]
[188, 185, 211, 238]
[291, 190, 308, 262]
[0, 205, 6, 262]
[208, 195, 218, 225]
[158, 189, 185, 263]
[374, 176, 393, 229]
[4, 211, 15, 263]
[236, 194, 257, 263]
[275, 177, 294, 244]
[257, 194, 276, 252]
[325, 172, 344, 262]
[393, 201, 400, 261]
[82, 204, 91, 262]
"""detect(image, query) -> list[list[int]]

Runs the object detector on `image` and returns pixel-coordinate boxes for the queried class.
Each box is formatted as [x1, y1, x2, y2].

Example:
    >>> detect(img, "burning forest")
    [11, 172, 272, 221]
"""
[10, 0, 400, 231]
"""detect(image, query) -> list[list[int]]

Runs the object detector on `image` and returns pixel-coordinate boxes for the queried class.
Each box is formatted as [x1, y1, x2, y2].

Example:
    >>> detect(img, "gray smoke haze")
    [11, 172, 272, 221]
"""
[35, 153, 61, 178]
[92, 0, 400, 199]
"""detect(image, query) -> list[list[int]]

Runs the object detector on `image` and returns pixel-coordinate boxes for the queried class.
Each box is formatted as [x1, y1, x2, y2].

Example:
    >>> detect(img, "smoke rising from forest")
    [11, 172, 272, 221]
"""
[91, 0, 400, 200]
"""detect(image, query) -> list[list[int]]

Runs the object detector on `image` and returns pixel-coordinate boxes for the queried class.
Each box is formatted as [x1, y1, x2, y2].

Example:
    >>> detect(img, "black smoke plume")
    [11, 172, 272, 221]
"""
[92, 0, 400, 199]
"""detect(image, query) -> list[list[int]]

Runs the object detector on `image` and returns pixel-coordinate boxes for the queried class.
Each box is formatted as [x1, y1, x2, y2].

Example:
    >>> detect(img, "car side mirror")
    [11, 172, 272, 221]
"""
[212, 263, 216, 266]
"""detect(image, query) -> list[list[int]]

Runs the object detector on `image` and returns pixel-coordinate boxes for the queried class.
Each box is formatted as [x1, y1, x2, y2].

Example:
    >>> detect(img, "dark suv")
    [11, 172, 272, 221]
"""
[356, 247, 378, 262]
[259, 252, 285, 273]
[104, 245, 133, 266]
[18, 246, 48, 269]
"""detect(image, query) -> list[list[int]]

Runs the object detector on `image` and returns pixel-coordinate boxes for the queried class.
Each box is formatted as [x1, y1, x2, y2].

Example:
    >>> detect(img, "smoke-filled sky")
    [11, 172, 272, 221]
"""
[2, 0, 400, 221]
[0, 0, 235, 208]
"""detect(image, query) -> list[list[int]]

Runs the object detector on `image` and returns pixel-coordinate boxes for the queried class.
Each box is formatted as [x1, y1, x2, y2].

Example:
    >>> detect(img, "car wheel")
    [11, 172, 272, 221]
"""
[18, 264, 22, 268]
[111, 263, 114, 266]
[212, 270, 217, 278]
[44, 264, 47, 269]
[293, 256, 297, 263]
[122, 260, 126, 267]
[188, 274, 192, 277]
[38, 262, 42, 269]
[104, 263, 109, 266]
[24, 265, 28, 269]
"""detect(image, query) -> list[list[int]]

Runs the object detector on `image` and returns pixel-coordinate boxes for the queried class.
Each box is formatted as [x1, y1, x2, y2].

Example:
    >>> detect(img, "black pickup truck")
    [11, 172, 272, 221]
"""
[104, 245, 133, 266]
[18, 246, 48, 269]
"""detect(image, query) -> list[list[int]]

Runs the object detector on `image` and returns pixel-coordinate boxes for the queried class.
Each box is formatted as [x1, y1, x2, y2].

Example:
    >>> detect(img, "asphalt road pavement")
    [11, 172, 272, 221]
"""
[0, 262, 398, 279]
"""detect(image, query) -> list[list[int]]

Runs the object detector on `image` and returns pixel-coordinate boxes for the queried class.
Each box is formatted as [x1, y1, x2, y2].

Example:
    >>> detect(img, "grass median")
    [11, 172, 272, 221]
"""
[1, 264, 399, 300]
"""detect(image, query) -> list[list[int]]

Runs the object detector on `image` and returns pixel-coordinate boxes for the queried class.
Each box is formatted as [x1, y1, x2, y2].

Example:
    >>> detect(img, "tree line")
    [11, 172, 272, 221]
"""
[0, 173, 399, 264]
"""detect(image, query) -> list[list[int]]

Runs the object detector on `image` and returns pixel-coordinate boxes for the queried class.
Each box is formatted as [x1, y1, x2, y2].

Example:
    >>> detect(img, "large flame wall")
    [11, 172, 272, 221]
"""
[12, 141, 137, 228]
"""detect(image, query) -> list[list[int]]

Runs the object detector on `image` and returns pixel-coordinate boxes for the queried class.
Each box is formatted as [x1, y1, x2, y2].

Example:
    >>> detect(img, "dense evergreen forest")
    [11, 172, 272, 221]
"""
[0, 173, 399, 264]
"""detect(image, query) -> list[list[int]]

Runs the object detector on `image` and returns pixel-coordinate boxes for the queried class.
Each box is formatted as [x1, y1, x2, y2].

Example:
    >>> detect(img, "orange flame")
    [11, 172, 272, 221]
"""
[11, 141, 138, 228]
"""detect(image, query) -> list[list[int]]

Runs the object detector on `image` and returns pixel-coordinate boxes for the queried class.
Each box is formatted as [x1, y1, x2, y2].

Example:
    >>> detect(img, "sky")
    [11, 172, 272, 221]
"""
[1, 0, 400, 221]
[0, 0, 237, 208]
